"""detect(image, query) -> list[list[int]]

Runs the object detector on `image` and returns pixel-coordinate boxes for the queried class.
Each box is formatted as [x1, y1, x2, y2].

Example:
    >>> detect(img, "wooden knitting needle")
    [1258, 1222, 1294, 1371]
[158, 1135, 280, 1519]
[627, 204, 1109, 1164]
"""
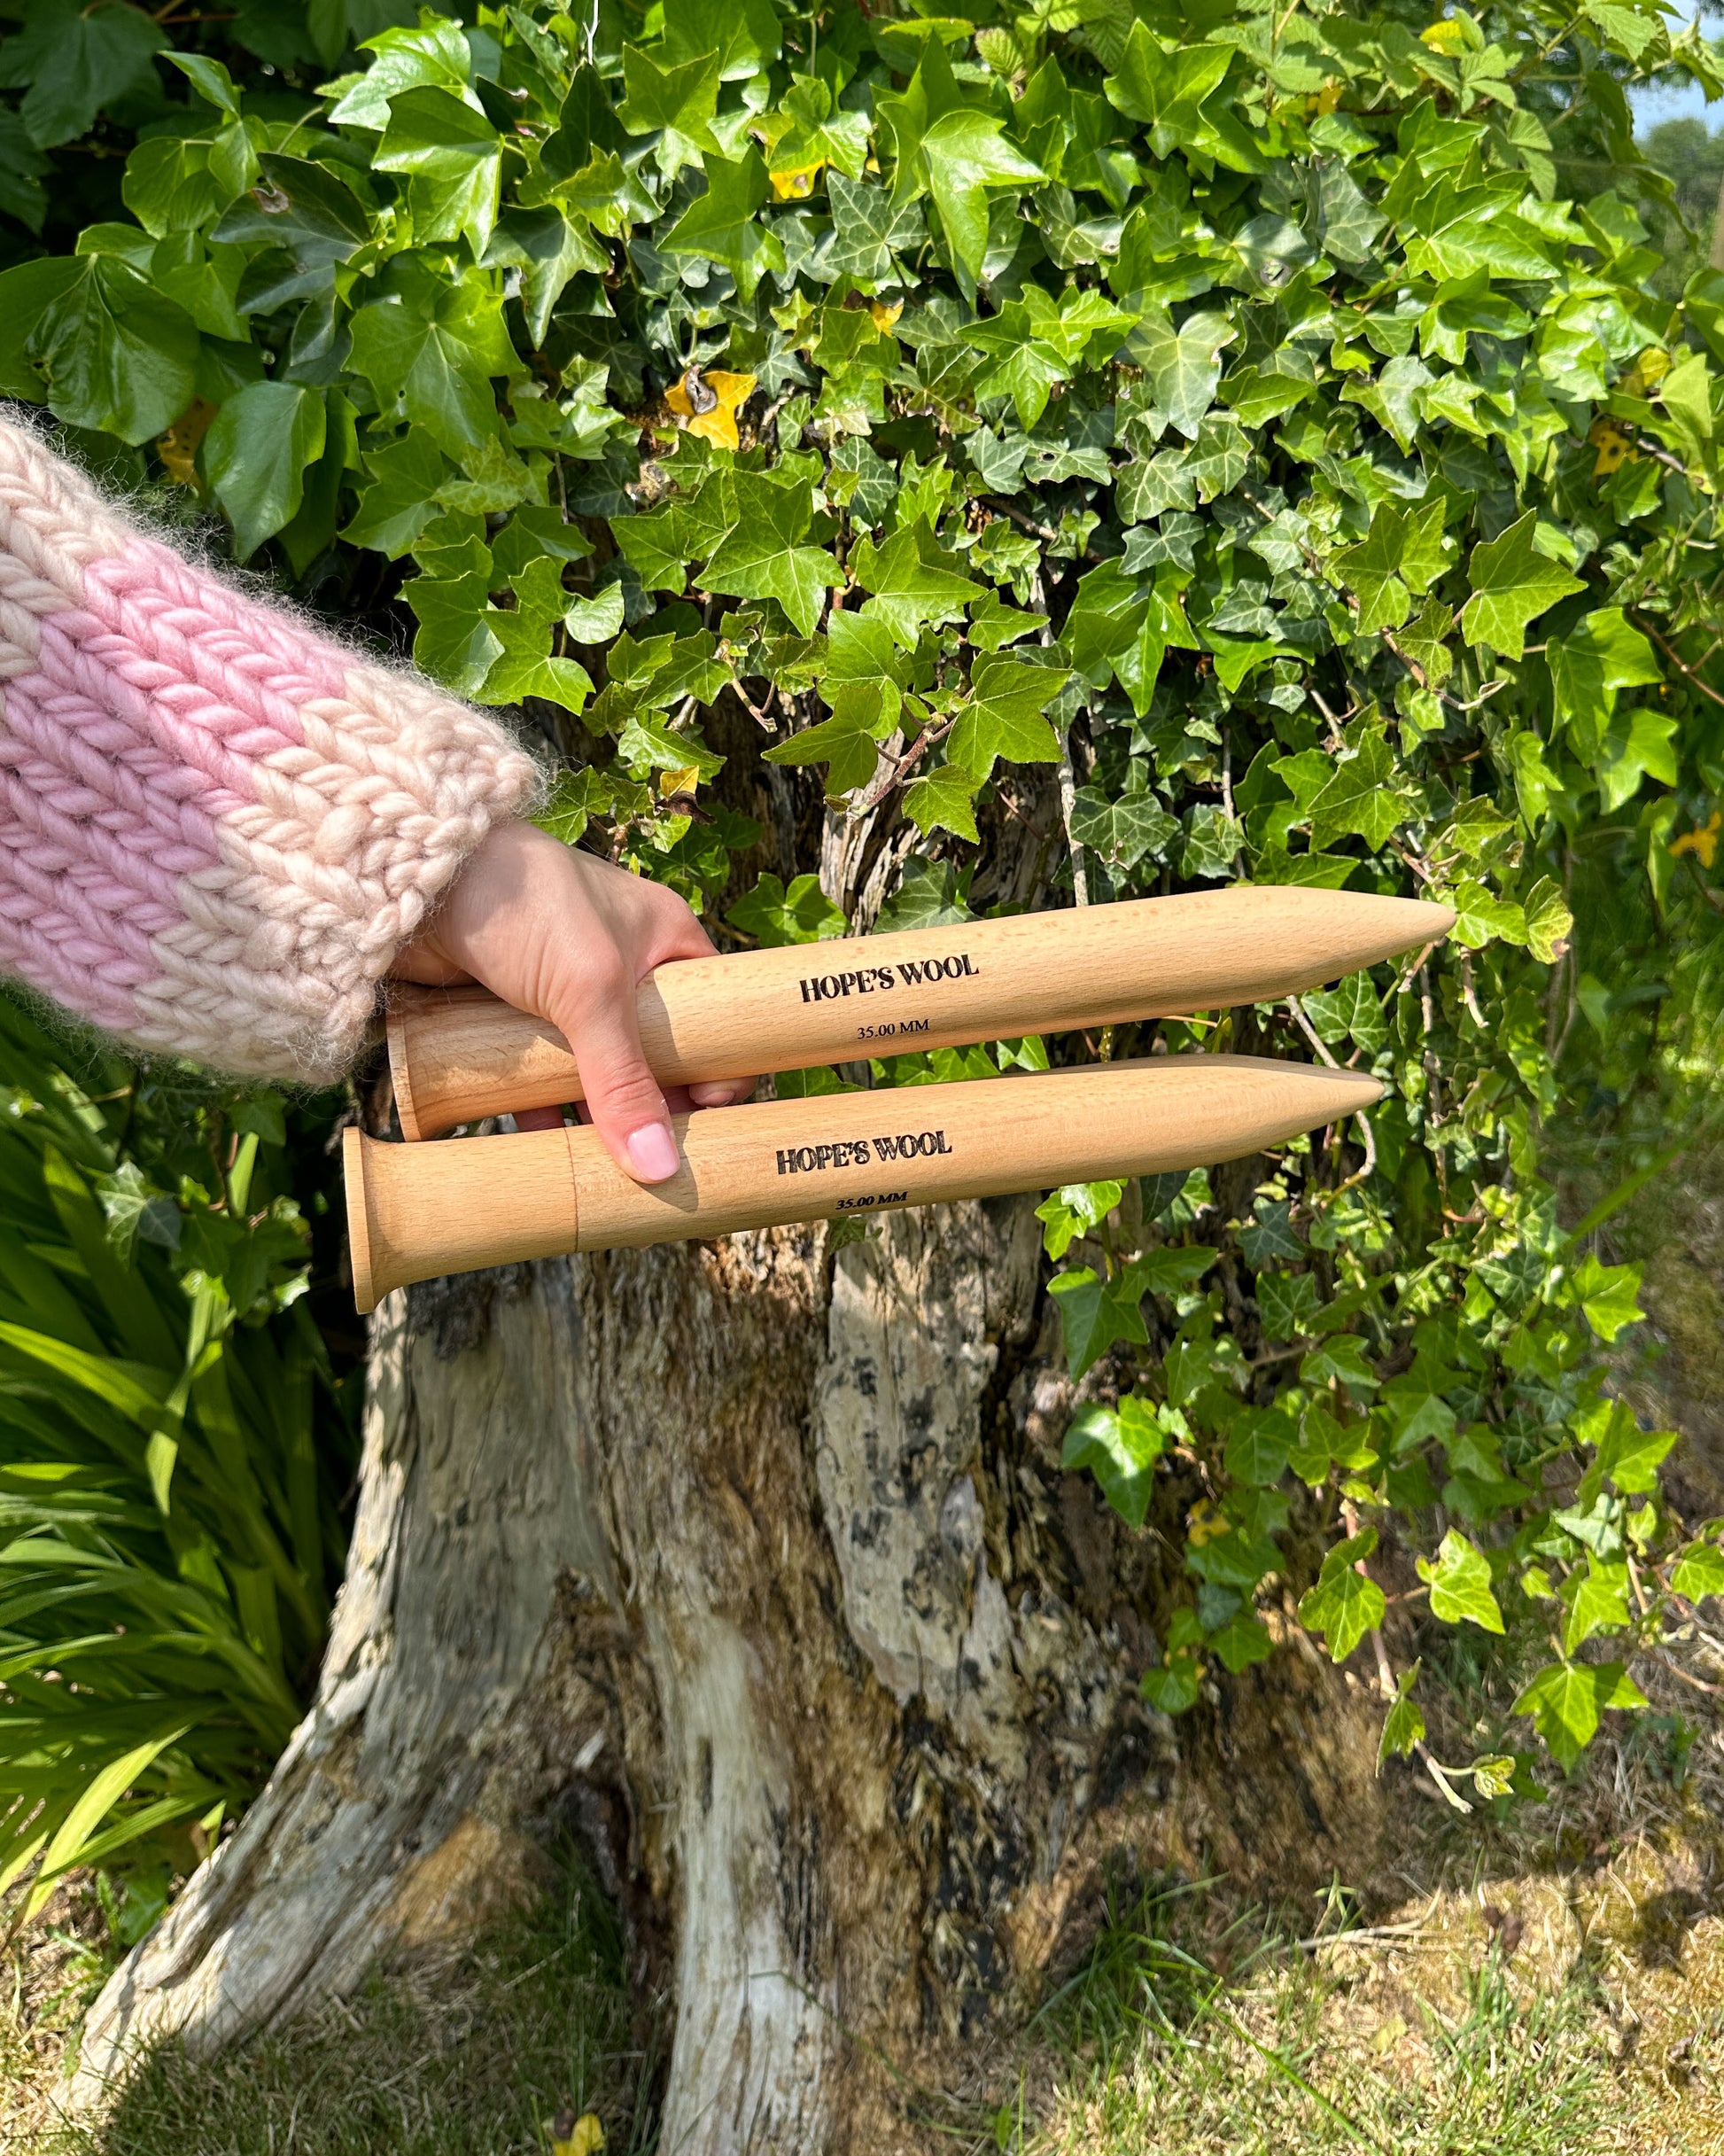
[386, 885, 1451, 1139]
[346, 1054, 1382, 1311]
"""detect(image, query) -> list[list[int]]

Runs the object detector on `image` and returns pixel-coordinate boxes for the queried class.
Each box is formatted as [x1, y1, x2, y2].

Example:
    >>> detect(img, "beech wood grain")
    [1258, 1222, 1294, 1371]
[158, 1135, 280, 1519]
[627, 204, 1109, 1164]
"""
[347, 1054, 1383, 1311]
[386, 885, 1451, 1139]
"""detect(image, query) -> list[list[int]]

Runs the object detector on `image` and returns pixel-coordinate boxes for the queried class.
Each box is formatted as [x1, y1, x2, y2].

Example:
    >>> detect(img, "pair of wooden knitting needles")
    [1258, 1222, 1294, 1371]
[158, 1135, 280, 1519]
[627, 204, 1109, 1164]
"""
[345, 886, 1454, 1312]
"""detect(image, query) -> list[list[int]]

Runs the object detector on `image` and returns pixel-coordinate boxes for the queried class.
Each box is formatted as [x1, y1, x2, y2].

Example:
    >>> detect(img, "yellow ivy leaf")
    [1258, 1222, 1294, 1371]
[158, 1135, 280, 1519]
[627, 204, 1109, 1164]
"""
[770, 160, 825, 199]
[1588, 416, 1635, 478]
[156, 396, 217, 486]
[1672, 809, 1721, 868]
[869, 299, 904, 332]
[551, 2113, 604, 2156]
[664, 368, 757, 452]
[1187, 1498, 1227, 1546]
[1620, 346, 1672, 399]
[1420, 19, 1468, 51]
[656, 764, 703, 799]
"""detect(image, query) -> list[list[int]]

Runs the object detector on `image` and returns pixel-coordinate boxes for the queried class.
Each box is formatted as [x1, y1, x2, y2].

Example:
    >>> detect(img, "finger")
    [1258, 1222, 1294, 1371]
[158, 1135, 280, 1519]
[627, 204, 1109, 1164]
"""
[548, 960, 679, 1183]
[511, 1104, 567, 1133]
[688, 1078, 756, 1108]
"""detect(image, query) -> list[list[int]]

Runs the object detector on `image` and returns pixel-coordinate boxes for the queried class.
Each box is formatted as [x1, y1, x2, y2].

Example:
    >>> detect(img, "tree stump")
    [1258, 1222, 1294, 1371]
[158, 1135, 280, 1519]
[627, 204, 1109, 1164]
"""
[74, 1199, 1385, 2148]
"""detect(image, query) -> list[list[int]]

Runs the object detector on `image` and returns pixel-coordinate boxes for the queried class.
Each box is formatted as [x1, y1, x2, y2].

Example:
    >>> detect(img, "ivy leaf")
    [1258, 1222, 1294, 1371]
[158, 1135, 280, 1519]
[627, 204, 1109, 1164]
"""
[1062, 1397, 1167, 1529]
[1128, 307, 1235, 440]
[1299, 1333, 1379, 1393]
[1377, 1663, 1426, 1769]
[1223, 1407, 1293, 1487]
[1298, 1529, 1386, 1662]
[903, 763, 981, 844]
[345, 430, 449, 557]
[1182, 804, 1243, 879]
[0, 253, 198, 443]
[1416, 1529, 1504, 1632]
[1306, 720, 1410, 852]
[1035, 1179, 1125, 1260]
[406, 541, 503, 697]
[764, 690, 894, 798]
[1548, 607, 1662, 757]
[823, 172, 926, 287]
[1257, 1270, 1320, 1341]
[1461, 511, 1586, 661]
[211, 154, 371, 311]
[349, 261, 513, 457]
[1062, 557, 1196, 715]
[0, 0, 167, 150]
[1596, 706, 1679, 814]
[879, 41, 1042, 295]
[203, 380, 326, 560]
[1560, 1557, 1629, 1653]
[702, 469, 839, 635]
[1572, 1253, 1645, 1343]
[726, 872, 846, 946]
[1672, 1539, 1724, 1602]
[617, 43, 721, 178]
[1523, 876, 1573, 963]
[948, 655, 1068, 778]
[851, 518, 978, 642]
[1512, 1659, 1646, 1771]
[664, 149, 786, 302]
[1332, 504, 1414, 634]
[1068, 766, 1178, 872]
[376, 86, 503, 251]
[323, 14, 475, 128]
[1443, 876, 1526, 949]
[1211, 1610, 1273, 1671]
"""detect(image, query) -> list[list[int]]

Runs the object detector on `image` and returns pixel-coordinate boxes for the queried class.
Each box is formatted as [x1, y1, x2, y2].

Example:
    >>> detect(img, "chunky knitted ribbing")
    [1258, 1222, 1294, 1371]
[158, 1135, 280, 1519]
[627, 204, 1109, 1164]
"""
[0, 416, 540, 1080]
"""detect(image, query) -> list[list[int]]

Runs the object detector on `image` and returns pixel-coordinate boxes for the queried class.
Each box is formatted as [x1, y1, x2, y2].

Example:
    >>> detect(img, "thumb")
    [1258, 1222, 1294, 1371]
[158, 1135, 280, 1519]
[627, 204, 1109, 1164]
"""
[547, 956, 680, 1184]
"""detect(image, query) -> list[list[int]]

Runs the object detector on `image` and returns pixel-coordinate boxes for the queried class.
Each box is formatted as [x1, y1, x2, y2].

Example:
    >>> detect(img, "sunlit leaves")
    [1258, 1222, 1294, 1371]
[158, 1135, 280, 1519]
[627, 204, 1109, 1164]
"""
[618, 43, 721, 178]
[664, 150, 785, 301]
[1572, 1255, 1646, 1344]
[21, 0, 1720, 1808]
[348, 261, 513, 456]
[1512, 1661, 1646, 1772]
[1298, 1530, 1386, 1663]
[1416, 1529, 1503, 1632]
[1461, 512, 1587, 661]
[947, 655, 1068, 778]
[376, 87, 502, 250]
[851, 518, 977, 642]
[702, 468, 839, 634]
[877, 40, 1043, 293]
[1128, 307, 1236, 441]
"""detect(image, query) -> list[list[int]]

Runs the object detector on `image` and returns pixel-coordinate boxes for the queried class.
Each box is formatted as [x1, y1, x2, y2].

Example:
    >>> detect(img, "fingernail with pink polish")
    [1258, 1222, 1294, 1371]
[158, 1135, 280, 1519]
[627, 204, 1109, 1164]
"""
[627, 1124, 680, 1182]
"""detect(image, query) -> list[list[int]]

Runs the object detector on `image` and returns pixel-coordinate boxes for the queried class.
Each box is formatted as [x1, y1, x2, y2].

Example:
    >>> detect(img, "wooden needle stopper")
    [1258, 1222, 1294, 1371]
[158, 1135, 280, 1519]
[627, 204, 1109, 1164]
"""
[386, 886, 1452, 1139]
[346, 1055, 1383, 1312]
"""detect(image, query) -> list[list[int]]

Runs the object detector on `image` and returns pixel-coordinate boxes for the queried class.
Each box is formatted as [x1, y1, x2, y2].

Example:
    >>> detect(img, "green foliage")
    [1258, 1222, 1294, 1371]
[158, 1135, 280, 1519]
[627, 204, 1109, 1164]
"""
[4, 0, 1724, 1806]
[0, 992, 355, 1919]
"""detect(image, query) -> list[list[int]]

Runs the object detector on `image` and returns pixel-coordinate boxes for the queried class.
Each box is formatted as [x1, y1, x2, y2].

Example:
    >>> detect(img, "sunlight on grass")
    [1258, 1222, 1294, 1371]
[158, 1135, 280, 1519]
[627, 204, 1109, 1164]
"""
[1013, 1883, 1613, 2156]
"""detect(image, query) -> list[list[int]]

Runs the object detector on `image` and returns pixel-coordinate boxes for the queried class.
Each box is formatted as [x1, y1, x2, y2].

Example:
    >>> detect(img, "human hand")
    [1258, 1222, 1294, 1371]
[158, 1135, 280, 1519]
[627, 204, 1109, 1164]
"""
[392, 822, 753, 1179]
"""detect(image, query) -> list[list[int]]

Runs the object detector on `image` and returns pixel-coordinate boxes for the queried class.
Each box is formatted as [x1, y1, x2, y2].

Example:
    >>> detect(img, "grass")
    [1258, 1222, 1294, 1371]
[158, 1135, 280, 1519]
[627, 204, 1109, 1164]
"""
[4, 1843, 661, 2156]
[1010, 1881, 1616, 2156]
[6, 1677, 1724, 2156]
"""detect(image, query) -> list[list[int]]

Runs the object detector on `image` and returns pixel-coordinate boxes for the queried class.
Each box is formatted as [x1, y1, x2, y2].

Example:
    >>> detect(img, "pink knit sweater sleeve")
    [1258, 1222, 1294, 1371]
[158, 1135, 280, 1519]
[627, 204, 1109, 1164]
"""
[0, 416, 541, 1082]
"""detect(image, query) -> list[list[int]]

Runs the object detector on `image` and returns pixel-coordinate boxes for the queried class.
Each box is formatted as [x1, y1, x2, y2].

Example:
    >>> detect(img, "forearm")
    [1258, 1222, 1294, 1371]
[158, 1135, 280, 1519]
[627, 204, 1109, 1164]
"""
[0, 414, 540, 1080]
